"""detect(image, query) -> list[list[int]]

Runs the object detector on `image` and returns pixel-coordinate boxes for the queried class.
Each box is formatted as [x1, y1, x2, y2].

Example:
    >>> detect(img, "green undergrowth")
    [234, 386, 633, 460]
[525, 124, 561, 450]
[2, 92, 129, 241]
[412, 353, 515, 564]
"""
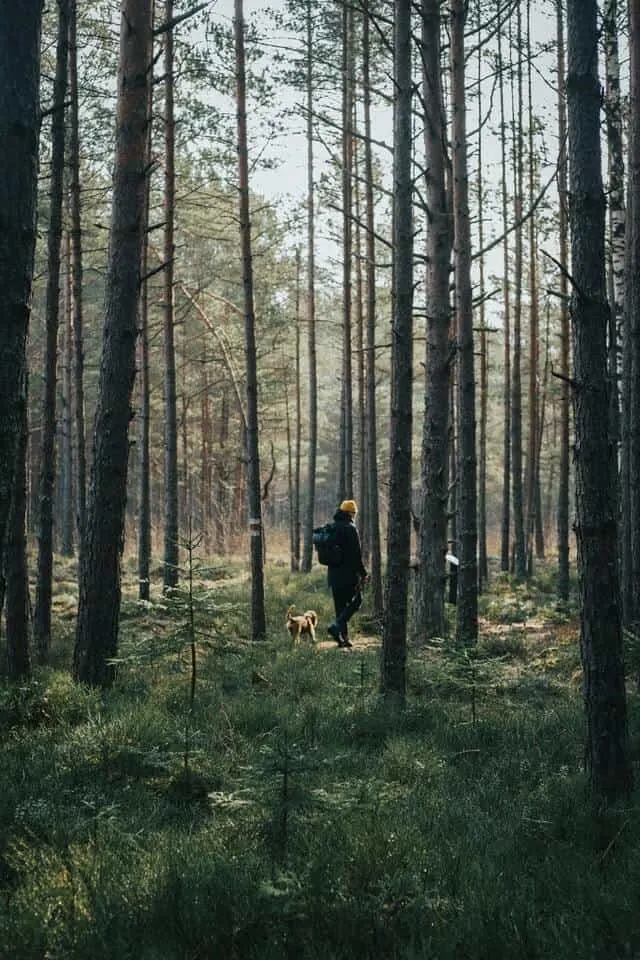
[0, 561, 639, 959]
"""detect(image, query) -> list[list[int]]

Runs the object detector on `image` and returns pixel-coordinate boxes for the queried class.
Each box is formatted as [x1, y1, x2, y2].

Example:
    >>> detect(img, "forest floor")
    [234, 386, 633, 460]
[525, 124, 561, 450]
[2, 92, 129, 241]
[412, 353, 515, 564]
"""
[0, 555, 639, 960]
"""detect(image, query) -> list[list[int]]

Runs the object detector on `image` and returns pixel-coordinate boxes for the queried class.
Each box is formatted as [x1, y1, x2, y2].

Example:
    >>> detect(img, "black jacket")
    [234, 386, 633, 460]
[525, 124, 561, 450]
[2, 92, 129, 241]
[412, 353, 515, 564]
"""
[327, 510, 367, 589]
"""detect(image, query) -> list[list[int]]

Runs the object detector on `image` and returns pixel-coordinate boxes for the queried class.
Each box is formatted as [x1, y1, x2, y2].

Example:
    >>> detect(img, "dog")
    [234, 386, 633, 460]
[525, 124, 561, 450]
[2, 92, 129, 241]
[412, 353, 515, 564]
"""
[286, 605, 318, 644]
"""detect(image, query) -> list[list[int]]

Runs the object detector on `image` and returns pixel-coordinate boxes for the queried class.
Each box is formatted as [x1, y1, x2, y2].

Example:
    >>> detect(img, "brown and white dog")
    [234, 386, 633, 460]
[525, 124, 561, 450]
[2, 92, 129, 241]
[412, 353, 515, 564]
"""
[286, 605, 318, 644]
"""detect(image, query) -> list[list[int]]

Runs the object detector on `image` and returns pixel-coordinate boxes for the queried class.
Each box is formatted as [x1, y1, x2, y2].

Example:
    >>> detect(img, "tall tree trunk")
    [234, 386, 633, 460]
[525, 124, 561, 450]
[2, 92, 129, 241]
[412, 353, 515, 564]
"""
[525, 0, 540, 575]
[60, 230, 74, 557]
[214, 390, 229, 555]
[163, 0, 179, 589]
[511, 3, 527, 579]
[476, 1, 488, 592]
[68, 0, 87, 550]
[621, 0, 637, 629]
[354, 141, 368, 554]
[34, 0, 70, 663]
[630, 0, 640, 638]
[381, 0, 413, 699]
[138, 9, 154, 601]
[498, 7, 511, 574]
[5, 372, 31, 682]
[566, 0, 632, 803]
[451, 0, 477, 645]
[556, 0, 571, 602]
[415, 0, 452, 641]
[200, 336, 212, 553]
[603, 0, 625, 461]
[234, 0, 266, 640]
[285, 354, 295, 568]
[362, 0, 383, 622]
[74, 0, 153, 686]
[301, 0, 317, 573]
[0, 2, 42, 565]
[338, 0, 354, 502]
[293, 248, 302, 570]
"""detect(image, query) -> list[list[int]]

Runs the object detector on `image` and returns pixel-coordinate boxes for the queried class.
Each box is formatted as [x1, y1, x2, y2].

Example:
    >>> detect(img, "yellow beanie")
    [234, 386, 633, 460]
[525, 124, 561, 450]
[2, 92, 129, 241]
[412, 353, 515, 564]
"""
[340, 499, 357, 515]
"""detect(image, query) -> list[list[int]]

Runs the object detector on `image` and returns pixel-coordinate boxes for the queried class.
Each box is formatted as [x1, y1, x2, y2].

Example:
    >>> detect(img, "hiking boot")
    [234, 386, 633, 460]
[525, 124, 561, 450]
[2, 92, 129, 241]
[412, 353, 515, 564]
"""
[338, 636, 353, 649]
[327, 622, 341, 643]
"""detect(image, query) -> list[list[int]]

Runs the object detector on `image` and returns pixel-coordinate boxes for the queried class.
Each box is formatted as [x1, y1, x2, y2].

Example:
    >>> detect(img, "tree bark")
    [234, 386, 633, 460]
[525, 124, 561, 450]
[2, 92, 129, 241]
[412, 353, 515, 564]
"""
[498, 7, 511, 574]
[381, 0, 413, 699]
[566, 0, 632, 803]
[338, 0, 354, 503]
[234, 0, 266, 640]
[34, 0, 70, 662]
[525, 0, 540, 575]
[163, 0, 179, 589]
[138, 5, 154, 601]
[0, 0, 43, 568]
[74, 0, 153, 686]
[477, 1, 488, 592]
[362, 0, 383, 623]
[5, 372, 31, 682]
[511, 3, 527, 580]
[301, 0, 318, 573]
[556, 0, 571, 602]
[415, 0, 452, 641]
[292, 248, 302, 570]
[603, 0, 625, 463]
[451, 0, 477, 645]
[68, 0, 87, 551]
[622, 0, 640, 631]
[60, 230, 74, 558]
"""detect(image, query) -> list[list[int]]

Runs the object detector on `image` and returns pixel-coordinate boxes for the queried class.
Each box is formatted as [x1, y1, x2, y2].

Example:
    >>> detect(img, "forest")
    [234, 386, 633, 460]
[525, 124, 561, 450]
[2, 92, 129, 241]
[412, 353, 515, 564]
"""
[1, 0, 640, 956]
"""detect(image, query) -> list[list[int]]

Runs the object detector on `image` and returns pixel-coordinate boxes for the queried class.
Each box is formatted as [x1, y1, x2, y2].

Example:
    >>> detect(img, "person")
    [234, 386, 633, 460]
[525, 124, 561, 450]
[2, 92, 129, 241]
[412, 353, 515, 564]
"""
[326, 499, 368, 649]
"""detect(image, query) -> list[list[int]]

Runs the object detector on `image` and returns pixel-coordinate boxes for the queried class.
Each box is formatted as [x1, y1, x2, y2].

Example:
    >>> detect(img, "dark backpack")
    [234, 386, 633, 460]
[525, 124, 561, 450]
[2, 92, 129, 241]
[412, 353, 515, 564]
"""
[312, 522, 343, 567]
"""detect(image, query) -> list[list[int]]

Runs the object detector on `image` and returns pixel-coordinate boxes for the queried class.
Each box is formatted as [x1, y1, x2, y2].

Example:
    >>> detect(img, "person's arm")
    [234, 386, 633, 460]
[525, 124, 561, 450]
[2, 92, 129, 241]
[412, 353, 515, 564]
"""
[351, 526, 367, 579]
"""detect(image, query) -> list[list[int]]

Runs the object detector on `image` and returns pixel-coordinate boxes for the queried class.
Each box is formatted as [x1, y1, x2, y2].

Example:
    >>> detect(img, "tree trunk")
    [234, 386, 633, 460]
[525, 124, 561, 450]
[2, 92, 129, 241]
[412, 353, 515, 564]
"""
[199, 336, 212, 553]
[498, 9, 511, 574]
[362, 0, 383, 623]
[381, 0, 413, 699]
[0, 1, 43, 570]
[74, 0, 153, 686]
[603, 0, 625, 462]
[60, 230, 74, 558]
[68, 0, 87, 550]
[301, 0, 317, 573]
[234, 0, 266, 640]
[476, 2, 488, 592]
[338, 0, 354, 503]
[510, 3, 527, 580]
[354, 142, 368, 557]
[566, 0, 632, 803]
[525, 0, 540, 576]
[163, 0, 179, 589]
[451, 0, 477, 645]
[5, 373, 31, 682]
[34, 0, 69, 662]
[292, 248, 302, 570]
[138, 9, 154, 601]
[415, 0, 452, 641]
[556, 0, 571, 602]
[214, 390, 229, 555]
[622, 0, 640, 631]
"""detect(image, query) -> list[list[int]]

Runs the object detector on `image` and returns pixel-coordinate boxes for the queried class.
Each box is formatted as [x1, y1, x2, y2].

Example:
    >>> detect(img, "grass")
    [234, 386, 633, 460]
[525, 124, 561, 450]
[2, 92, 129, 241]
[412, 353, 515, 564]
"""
[0, 559, 639, 958]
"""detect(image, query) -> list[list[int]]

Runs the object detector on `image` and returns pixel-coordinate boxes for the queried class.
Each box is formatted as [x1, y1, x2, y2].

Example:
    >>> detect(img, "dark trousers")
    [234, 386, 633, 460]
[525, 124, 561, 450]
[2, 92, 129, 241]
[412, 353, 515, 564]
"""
[332, 584, 362, 641]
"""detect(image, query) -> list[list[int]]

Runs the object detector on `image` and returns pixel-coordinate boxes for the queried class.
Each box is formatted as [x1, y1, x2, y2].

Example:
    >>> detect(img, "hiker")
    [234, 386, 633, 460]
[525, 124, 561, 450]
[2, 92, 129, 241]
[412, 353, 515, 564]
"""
[326, 499, 368, 649]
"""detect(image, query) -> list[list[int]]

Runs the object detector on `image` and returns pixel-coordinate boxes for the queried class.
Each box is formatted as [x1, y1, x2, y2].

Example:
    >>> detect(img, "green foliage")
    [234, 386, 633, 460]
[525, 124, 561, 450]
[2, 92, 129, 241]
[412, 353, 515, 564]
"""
[0, 564, 639, 958]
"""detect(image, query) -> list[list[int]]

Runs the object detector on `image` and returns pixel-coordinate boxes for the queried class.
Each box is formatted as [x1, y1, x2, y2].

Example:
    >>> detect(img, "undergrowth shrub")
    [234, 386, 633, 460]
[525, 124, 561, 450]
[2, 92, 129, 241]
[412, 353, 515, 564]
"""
[1, 561, 639, 959]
